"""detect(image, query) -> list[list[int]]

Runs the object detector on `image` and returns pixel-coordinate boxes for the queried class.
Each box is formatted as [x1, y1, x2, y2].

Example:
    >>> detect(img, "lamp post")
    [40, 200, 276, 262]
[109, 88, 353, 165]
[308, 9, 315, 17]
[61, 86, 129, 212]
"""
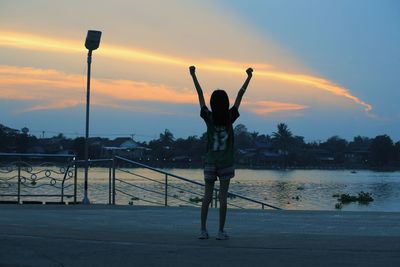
[83, 30, 102, 204]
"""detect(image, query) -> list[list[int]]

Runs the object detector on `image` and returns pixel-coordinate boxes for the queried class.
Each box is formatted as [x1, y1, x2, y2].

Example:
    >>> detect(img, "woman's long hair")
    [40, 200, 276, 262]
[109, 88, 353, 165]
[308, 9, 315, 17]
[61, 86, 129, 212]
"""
[210, 89, 230, 127]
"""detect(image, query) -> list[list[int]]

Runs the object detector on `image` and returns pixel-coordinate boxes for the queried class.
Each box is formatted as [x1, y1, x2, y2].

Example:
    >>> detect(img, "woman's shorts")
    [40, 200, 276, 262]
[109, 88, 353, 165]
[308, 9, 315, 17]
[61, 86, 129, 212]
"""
[204, 165, 235, 181]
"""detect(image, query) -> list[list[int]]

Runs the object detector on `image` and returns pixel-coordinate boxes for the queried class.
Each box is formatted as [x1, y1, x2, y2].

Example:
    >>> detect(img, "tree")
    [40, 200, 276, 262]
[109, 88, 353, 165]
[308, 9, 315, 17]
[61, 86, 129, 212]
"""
[173, 135, 203, 161]
[272, 123, 293, 153]
[369, 135, 396, 167]
[396, 141, 400, 162]
[159, 129, 174, 147]
[321, 136, 347, 153]
[72, 137, 85, 159]
[56, 133, 65, 139]
[148, 129, 175, 160]
[234, 124, 252, 149]
[348, 136, 371, 151]
[234, 124, 248, 135]
[272, 123, 293, 167]
[287, 135, 306, 166]
[15, 132, 29, 153]
[250, 131, 259, 142]
[0, 127, 8, 152]
[319, 136, 348, 164]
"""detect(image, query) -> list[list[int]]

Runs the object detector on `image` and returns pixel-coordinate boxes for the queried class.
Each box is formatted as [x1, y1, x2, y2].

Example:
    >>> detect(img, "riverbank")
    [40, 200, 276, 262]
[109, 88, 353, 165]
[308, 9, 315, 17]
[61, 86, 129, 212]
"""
[1, 157, 400, 171]
[126, 161, 400, 171]
[0, 205, 399, 266]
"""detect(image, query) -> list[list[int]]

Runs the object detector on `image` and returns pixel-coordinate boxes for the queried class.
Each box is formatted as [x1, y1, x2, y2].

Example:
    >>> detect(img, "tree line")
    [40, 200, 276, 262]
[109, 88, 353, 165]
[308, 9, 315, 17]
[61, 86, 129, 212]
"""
[1, 123, 399, 169]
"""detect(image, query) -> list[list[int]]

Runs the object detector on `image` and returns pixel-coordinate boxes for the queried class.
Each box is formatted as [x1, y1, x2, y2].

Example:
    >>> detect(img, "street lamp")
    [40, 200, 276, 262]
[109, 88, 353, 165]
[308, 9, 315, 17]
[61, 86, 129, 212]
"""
[83, 30, 102, 204]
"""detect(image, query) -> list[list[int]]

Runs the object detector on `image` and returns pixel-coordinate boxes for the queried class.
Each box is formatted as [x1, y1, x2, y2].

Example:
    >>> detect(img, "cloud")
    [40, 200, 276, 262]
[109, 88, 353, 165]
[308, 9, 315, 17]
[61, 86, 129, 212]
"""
[0, 31, 372, 112]
[19, 100, 82, 113]
[0, 65, 307, 116]
[244, 101, 308, 115]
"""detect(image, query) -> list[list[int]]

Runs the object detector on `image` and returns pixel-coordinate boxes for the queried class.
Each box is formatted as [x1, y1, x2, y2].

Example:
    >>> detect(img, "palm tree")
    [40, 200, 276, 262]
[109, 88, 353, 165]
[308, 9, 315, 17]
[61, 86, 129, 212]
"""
[272, 123, 293, 168]
[159, 129, 174, 146]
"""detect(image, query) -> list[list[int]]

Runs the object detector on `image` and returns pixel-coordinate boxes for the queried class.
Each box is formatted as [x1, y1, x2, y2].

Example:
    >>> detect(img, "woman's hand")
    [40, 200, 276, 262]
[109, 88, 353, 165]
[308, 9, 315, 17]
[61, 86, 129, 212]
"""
[246, 68, 253, 77]
[189, 66, 196, 76]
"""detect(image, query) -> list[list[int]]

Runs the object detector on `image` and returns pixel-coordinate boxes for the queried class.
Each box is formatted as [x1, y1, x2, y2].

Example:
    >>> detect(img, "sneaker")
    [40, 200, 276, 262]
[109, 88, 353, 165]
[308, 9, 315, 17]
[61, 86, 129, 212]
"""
[198, 230, 209, 239]
[216, 230, 229, 240]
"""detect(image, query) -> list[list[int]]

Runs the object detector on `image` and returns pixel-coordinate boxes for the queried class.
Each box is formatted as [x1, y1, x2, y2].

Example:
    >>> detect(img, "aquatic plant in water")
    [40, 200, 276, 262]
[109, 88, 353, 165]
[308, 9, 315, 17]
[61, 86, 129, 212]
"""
[189, 196, 203, 203]
[338, 194, 358, 203]
[335, 203, 343, 209]
[334, 191, 374, 209]
[357, 191, 374, 204]
[128, 196, 140, 205]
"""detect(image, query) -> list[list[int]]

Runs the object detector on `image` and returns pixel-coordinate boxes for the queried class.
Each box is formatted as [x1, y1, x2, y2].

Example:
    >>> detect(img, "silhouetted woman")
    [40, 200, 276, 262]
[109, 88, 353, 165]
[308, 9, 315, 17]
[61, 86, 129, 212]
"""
[189, 65, 253, 240]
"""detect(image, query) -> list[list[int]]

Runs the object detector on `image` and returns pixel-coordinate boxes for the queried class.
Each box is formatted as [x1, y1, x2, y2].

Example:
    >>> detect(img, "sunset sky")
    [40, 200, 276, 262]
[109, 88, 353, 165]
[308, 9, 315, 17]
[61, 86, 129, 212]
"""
[0, 0, 399, 142]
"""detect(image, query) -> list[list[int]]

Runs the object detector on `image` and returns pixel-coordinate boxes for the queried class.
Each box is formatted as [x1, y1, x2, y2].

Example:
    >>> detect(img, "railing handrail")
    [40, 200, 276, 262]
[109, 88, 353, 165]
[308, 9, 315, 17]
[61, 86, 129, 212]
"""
[74, 159, 113, 164]
[0, 153, 75, 158]
[115, 156, 204, 186]
[114, 156, 281, 210]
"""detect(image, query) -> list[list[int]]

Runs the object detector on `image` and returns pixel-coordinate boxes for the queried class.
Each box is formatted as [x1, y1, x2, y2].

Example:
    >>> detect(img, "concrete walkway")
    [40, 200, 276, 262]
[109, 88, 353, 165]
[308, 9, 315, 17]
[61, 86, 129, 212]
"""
[0, 205, 399, 267]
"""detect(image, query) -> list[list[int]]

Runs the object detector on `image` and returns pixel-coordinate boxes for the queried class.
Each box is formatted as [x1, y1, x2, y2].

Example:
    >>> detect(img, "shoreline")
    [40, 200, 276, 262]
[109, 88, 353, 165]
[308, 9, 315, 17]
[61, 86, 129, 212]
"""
[1, 160, 399, 172]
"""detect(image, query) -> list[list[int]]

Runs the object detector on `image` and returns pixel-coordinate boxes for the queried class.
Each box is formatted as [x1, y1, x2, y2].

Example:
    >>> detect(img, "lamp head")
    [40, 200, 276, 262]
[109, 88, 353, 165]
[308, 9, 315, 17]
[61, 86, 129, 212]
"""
[85, 30, 102, 51]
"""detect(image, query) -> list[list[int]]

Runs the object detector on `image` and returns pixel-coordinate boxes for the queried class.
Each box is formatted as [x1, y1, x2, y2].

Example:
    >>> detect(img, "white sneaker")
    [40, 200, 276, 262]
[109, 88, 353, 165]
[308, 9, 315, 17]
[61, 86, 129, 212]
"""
[216, 230, 229, 240]
[198, 230, 209, 239]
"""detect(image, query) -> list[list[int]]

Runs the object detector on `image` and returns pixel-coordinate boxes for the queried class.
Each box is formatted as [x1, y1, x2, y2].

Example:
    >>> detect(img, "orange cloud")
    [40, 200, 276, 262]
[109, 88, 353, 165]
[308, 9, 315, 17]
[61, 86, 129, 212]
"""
[255, 72, 372, 112]
[20, 100, 82, 113]
[0, 31, 372, 112]
[245, 101, 308, 115]
[0, 65, 306, 116]
[0, 65, 195, 105]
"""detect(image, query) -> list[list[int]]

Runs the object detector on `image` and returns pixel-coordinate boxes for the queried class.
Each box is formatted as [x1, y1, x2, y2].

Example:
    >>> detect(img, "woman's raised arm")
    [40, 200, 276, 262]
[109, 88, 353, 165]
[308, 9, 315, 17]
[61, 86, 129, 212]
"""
[189, 66, 206, 108]
[234, 68, 253, 109]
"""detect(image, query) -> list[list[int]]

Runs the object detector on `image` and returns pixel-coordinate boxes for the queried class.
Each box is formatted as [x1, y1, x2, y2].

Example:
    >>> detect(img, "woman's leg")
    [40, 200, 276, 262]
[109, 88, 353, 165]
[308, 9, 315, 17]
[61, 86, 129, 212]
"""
[201, 180, 215, 231]
[218, 179, 231, 232]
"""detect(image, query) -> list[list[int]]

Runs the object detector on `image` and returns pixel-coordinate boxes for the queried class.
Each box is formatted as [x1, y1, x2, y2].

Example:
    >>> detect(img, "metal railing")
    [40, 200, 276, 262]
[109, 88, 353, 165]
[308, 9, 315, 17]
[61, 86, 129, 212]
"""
[112, 156, 281, 210]
[73, 158, 114, 204]
[0, 153, 281, 210]
[0, 153, 77, 204]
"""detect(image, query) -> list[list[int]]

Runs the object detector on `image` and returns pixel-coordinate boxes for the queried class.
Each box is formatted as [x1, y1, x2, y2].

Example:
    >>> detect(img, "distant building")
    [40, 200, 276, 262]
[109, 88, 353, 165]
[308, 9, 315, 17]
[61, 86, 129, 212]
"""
[308, 148, 335, 163]
[345, 150, 369, 165]
[103, 138, 150, 159]
[237, 141, 282, 165]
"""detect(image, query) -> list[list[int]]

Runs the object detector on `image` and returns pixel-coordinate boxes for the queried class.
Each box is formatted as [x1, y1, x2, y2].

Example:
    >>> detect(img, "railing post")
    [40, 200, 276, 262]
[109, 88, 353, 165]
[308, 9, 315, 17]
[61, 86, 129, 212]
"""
[61, 166, 69, 204]
[74, 162, 77, 204]
[112, 157, 116, 205]
[262, 204, 265, 210]
[61, 175, 64, 203]
[210, 188, 213, 208]
[17, 163, 21, 204]
[165, 174, 168, 206]
[108, 162, 112, 205]
[214, 189, 218, 208]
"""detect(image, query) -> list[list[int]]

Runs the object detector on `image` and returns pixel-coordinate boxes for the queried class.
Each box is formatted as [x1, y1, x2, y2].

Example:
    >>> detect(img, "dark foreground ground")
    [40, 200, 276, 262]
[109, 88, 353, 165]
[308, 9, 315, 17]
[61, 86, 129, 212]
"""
[0, 205, 399, 267]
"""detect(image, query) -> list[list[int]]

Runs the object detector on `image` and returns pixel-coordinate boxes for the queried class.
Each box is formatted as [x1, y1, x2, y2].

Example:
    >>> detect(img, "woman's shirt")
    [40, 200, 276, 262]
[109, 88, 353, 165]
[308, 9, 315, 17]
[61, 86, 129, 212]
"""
[200, 106, 240, 166]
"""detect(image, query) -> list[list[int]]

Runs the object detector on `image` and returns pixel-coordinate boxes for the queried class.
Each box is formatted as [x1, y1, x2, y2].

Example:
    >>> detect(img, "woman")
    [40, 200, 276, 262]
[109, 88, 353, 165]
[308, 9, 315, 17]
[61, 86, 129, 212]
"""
[189, 65, 253, 240]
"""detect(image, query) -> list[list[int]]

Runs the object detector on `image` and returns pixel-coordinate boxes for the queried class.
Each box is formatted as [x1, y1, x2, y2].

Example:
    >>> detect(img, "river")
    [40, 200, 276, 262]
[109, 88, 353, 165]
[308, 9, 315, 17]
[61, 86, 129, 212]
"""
[83, 168, 400, 211]
[1, 167, 399, 211]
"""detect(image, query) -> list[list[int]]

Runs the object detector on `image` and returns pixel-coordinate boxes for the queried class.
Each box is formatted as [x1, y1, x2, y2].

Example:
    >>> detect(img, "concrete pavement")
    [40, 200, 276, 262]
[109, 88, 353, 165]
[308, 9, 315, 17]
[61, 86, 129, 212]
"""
[0, 205, 399, 266]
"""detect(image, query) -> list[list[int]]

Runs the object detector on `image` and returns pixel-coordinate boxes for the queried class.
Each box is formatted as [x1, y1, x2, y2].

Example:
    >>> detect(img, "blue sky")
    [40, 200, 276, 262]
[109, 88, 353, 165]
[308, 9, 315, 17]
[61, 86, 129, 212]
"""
[0, 0, 399, 142]
[221, 0, 400, 140]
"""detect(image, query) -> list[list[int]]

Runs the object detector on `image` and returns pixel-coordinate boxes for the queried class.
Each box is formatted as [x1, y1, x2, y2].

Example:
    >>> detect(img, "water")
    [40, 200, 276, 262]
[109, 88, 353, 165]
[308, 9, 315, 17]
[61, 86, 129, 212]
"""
[165, 169, 400, 211]
[1, 167, 399, 211]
